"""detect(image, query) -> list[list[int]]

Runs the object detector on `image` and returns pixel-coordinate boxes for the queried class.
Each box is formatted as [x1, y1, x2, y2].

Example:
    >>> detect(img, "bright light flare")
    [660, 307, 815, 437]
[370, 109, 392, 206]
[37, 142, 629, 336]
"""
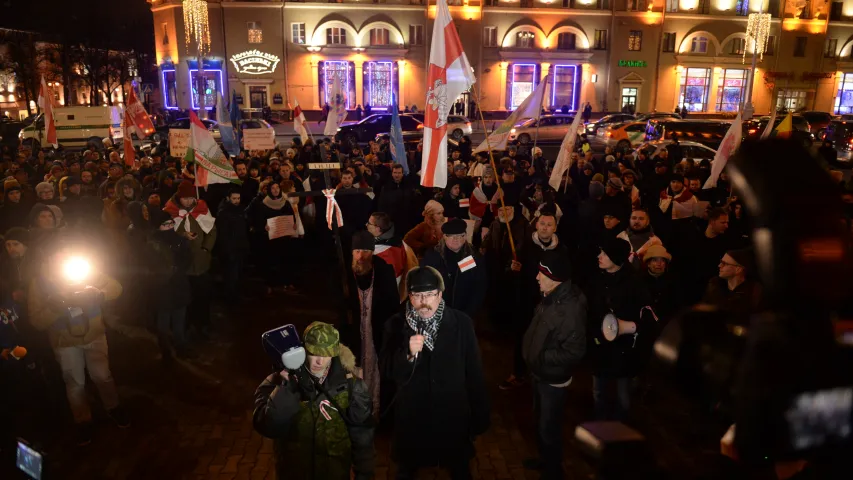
[63, 256, 91, 284]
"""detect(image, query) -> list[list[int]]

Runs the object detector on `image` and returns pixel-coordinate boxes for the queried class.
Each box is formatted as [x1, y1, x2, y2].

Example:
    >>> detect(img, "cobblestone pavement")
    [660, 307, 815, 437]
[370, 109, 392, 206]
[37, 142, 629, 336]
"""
[3, 261, 735, 480]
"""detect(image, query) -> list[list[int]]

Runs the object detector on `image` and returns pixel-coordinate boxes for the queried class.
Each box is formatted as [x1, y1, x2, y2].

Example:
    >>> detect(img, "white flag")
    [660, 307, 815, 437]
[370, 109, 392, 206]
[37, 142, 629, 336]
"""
[548, 107, 585, 190]
[324, 76, 348, 136]
[473, 76, 547, 154]
[704, 111, 743, 189]
[293, 98, 309, 144]
[760, 108, 776, 140]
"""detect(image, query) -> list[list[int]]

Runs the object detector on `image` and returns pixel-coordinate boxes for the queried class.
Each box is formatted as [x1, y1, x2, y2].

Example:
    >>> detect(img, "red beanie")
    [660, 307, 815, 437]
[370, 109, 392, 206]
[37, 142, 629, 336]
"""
[177, 180, 196, 199]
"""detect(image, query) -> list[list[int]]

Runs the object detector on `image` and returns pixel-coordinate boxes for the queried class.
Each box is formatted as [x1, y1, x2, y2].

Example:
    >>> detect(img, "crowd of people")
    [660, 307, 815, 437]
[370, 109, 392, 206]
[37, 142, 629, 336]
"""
[0, 123, 847, 479]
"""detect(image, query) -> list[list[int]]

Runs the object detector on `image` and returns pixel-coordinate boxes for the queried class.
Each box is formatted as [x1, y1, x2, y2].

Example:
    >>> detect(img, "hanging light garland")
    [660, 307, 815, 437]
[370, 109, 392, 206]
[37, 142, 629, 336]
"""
[183, 0, 211, 56]
[744, 13, 771, 64]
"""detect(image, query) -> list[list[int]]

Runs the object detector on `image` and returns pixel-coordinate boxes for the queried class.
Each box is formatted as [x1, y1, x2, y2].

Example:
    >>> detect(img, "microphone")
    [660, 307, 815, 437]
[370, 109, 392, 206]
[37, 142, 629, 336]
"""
[414, 319, 425, 360]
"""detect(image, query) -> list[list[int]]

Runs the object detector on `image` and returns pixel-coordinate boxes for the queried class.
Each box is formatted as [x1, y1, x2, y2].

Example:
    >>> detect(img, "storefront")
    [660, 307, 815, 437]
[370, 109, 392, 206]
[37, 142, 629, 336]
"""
[503, 62, 582, 111]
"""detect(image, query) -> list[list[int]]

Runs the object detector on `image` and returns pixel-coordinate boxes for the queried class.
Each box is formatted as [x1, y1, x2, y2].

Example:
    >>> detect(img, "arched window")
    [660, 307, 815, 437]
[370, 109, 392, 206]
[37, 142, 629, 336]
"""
[691, 36, 708, 54]
[516, 31, 536, 49]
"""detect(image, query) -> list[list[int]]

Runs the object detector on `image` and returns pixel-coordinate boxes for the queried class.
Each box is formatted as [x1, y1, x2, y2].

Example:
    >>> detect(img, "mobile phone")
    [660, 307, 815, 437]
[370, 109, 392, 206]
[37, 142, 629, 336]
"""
[261, 324, 305, 371]
[16, 439, 43, 480]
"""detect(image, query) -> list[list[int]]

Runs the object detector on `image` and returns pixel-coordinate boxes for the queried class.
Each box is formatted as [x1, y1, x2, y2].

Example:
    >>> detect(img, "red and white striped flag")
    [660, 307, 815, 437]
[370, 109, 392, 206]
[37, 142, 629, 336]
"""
[122, 109, 135, 166]
[37, 76, 57, 148]
[421, 0, 475, 188]
[458, 255, 477, 273]
[293, 98, 309, 144]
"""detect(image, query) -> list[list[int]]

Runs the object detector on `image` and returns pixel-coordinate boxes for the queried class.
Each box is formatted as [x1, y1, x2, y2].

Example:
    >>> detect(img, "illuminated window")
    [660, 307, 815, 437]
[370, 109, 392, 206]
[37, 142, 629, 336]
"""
[663, 32, 676, 52]
[628, 30, 642, 51]
[594, 30, 607, 50]
[365, 61, 394, 108]
[666, 0, 678, 12]
[162, 69, 178, 109]
[730, 38, 745, 55]
[321, 61, 353, 108]
[716, 69, 747, 112]
[678, 67, 712, 112]
[779, 89, 808, 112]
[835, 74, 853, 114]
[691, 36, 708, 54]
[291, 23, 306, 44]
[516, 31, 536, 49]
[735, 0, 749, 16]
[484, 26, 497, 47]
[370, 28, 390, 46]
[825, 38, 838, 58]
[326, 28, 347, 45]
[509, 64, 537, 109]
[190, 69, 223, 111]
[248, 22, 263, 44]
[557, 33, 576, 51]
[409, 25, 424, 46]
[551, 65, 579, 111]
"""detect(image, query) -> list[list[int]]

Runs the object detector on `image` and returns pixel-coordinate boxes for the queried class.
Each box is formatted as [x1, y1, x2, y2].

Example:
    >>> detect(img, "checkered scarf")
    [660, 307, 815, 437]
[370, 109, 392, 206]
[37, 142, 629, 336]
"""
[405, 299, 445, 352]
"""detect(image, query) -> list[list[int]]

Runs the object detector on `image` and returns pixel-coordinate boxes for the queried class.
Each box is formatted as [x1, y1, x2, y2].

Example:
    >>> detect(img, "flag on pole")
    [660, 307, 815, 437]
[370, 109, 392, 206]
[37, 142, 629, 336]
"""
[230, 90, 242, 149]
[323, 77, 348, 136]
[217, 92, 240, 156]
[771, 111, 792, 139]
[760, 108, 777, 139]
[185, 111, 242, 188]
[548, 106, 585, 190]
[703, 111, 743, 189]
[125, 88, 155, 138]
[389, 94, 408, 173]
[421, 0, 476, 188]
[122, 109, 135, 167]
[473, 75, 547, 154]
[293, 98, 310, 145]
[37, 76, 57, 148]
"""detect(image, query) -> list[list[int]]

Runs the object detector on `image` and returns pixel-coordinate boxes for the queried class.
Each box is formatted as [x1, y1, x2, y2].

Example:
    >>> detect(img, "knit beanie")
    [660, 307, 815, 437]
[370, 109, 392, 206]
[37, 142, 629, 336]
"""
[3, 227, 28, 246]
[177, 180, 196, 199]
[600, 237, 631, 267]
[423, 199, 444, 217]
[35, 182, 54, 195]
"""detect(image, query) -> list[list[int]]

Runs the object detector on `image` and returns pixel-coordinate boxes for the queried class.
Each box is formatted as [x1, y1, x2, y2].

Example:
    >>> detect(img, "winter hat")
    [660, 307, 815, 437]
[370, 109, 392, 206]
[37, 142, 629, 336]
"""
[589, 181, 605, 199]
[453, 163, 467, 173]
[423, 199, 444, 217]
[47, 205, 64, 226]
[605, 155, 616, 163]
[406, 266, 445, 293]
[592, 173, 605, 184]
[482, 166, 495, 178]
[600, 237, 631, 267]
[670, 173, 685, 184]
[65, 176, 82, 187]
[532, 146, 543, 157]
[35, 182, 54, 195]
[177, 180, 196, 199]
[303, 322, 341, 358]
[108, 162, 124, 171]
[644, 244, 672, 262]
[607, 178, 623, 190]
[538, 251, 571, 282]
[441, 218, 467, 236]
[3, 179, 21, 192]
[622, 169, 637, 179]
[351, 230, 375, 251]
[3, 227, 29, 246]
[28, 203, 54, 228]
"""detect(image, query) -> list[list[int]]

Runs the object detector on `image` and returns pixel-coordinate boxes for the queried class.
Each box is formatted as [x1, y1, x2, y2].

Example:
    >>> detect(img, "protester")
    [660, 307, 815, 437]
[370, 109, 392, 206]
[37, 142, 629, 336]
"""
[404, 199, 445, 258]
[367, 212, 417, 301]
[701, 247, 761, 321]
[215, 187, 251, 300]
[616, 208, 663, 269]
[421, 218, 487, 318]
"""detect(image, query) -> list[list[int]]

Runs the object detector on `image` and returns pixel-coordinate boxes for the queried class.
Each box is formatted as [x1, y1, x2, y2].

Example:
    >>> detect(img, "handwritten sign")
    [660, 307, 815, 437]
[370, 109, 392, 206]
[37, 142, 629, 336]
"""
[267, 215, 297, 239]
[243, 129, 276, 150]
[308, 162, 341, 170]
[169, 129, 191, 157]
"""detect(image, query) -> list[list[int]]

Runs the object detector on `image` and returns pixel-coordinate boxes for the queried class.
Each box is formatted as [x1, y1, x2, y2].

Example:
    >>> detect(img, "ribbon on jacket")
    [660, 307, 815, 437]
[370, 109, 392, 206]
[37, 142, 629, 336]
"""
[323, 189, 343, 230]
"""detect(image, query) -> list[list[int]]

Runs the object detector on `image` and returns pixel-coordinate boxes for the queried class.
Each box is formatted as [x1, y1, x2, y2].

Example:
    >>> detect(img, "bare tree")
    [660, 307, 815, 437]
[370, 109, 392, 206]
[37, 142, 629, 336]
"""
[0, 30, 50, 115]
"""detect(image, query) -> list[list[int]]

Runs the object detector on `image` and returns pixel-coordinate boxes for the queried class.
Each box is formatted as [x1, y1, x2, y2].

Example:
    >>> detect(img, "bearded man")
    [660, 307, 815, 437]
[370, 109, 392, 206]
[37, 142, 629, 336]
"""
[346, 231, 399, 415]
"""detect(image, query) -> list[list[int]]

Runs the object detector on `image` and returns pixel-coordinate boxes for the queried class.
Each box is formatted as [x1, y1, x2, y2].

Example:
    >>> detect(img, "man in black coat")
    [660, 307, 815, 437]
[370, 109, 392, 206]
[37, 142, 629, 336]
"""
[377, 164, 418, 236]
[380, 266, 490, 479]
[215, 188, 251, 301]
[234, 162, 259, 208]
[420, 218, 487, 318]
[522, 251, 586, 479]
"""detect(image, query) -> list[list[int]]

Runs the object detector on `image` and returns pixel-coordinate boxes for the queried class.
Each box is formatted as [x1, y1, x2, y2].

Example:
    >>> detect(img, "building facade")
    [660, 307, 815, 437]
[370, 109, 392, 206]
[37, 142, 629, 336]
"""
[149, 0, 853, 117]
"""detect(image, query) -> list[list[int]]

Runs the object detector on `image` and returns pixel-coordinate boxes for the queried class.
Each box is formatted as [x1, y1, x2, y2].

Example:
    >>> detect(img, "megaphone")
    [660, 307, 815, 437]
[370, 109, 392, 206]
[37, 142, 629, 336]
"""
[261, 324, 306, 371]
[602, 313, 637, 342]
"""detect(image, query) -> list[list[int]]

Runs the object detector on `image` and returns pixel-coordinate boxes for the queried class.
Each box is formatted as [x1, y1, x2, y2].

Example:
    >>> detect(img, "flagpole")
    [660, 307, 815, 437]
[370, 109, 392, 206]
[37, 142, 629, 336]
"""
[531, 74, 548, 156]
[472, 84, 517, 260]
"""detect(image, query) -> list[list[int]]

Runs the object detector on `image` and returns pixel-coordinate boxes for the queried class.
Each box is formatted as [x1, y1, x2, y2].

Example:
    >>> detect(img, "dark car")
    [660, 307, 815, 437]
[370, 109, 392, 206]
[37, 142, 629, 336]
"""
[585, 113, 636, 136]
[337, 113, 422, 144]
[635, 112, 681, 122]
[152, 117, 219, 143]
[742, 115, 814, 148]
[799, 111, 832, 135]
[819, 120, 853, 163]
[645, 119, 731, 149]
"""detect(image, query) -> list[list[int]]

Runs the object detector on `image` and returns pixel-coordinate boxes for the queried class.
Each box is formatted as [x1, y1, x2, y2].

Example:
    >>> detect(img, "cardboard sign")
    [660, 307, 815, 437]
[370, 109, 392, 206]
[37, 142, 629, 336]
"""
[169, 129, 191, 157]
[243, 129, 276, 150]
[267, 215, 297, 239]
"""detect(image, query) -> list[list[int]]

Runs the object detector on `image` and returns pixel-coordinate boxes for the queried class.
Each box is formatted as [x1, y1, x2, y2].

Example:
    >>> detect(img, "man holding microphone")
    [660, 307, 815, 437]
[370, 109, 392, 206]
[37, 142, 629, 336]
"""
[381, 266, 490, 479]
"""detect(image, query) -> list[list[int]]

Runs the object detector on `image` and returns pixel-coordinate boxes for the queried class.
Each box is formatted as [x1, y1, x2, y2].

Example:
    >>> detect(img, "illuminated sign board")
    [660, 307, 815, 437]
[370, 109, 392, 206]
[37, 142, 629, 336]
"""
[618, 60, 647, 68]
[229, 50, 281, 75]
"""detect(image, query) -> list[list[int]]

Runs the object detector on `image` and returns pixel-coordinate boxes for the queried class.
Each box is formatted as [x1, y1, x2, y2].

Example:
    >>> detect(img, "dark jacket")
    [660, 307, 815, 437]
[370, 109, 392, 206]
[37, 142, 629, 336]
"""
[215, 199, 250, 256]
[421, 243, 487, 317]
[145, 229, 192, 311]
[0, 194, 31, 233]
[377, 177, 417, 234]
[380, 306, 490, 468]
[522, 280, 587, 384]
[345, 256, 400, 362]
[519, 234, 569, 313]
[253, 349, 374, 480]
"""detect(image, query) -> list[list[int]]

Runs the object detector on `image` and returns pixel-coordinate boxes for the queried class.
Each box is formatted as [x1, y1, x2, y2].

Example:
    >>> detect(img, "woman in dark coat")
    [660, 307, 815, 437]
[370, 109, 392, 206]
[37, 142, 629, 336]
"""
[440, 178, 468, 220]
[248, 180, 303, 294]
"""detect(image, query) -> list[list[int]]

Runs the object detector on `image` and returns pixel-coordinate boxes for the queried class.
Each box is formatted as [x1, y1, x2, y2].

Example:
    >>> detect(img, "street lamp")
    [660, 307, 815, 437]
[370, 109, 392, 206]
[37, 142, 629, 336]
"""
[742, 9, 771, 120]
[183, 0, 211, 118]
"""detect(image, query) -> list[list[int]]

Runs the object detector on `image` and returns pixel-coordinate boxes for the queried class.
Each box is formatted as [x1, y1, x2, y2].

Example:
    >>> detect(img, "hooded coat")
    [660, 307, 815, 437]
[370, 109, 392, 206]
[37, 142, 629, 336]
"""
[0, 189, 30, 233]
[215, 197, 250, 256]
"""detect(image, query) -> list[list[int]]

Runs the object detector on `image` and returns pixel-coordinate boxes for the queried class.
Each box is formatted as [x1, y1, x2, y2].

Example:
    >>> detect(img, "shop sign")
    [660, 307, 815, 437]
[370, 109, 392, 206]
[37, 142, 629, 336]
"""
[802, 72, 834, 81]
[273, 93, 283, 105]
[618, 60, 647, 68]
[229, 50, 281, 75]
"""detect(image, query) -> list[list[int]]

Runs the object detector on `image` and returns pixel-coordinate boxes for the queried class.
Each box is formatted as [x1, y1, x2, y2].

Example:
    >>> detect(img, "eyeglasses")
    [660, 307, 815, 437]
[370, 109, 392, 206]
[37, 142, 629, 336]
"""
[719, 261, 741, 268]
[409, 291, 439, 301]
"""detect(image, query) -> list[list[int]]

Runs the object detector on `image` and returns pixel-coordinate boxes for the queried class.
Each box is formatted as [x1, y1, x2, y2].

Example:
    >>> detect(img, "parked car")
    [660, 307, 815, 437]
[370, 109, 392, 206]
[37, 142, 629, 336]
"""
[337, 113, 423, 144]
[635, 112, 681, 122]
[645, 119, 732, 149]
[599, 121, 649, 150]
[19, 106, 124, 150]
[405, 113, 472, 139]
[508, 114, 580, 144]
[585, 113, 635, 136]
[799, 111, 832, 136]
[742, 115, 814, 148]
[153, 117, 220, 143]
[819, 120, 853, 163]
[633, 140, 717, 164]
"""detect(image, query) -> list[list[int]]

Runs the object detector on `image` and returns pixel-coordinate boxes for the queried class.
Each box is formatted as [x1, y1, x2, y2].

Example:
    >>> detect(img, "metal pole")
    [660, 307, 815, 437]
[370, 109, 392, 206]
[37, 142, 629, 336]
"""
[198, 49, 206, 120]
[651, 6, 667, 112]
[531, 74, 549, 155]
[743, 4, 763, 120]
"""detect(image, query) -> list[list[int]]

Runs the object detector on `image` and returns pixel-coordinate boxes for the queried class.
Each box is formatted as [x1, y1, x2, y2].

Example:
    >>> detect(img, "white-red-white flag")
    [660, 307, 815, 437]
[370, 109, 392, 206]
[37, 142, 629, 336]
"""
[704, 111, 743, 189]
[122, 110, 136, 167]
[37, 76, 57, 148]
[421, 0, 476, 188]
[293, 98, 309, 144]
[125, 88, 155, 138]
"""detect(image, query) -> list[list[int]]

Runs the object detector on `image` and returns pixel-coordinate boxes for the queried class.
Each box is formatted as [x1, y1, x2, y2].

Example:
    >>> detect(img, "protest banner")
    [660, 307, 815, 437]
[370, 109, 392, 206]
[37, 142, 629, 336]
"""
[169, 129, 191, 157]
[267, 215, 297, 239]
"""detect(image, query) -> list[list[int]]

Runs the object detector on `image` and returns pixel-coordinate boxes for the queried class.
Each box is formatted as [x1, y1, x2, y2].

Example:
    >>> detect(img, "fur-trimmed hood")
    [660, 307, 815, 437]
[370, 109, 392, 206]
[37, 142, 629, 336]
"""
[338, 344, 356, 374]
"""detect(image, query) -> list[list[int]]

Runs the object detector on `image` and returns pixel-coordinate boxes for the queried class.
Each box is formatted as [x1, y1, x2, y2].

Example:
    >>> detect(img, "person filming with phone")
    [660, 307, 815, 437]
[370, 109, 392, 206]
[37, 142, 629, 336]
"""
[252, 322, 375, 480]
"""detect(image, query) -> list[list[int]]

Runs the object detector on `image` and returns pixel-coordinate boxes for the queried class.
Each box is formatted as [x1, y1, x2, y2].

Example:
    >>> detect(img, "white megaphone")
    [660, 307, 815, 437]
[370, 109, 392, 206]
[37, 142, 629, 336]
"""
[601, 313, 637, 342]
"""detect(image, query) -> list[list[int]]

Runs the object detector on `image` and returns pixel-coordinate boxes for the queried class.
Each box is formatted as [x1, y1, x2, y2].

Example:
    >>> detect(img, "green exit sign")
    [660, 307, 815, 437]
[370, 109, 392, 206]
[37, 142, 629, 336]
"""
[619, 60, 647, 68]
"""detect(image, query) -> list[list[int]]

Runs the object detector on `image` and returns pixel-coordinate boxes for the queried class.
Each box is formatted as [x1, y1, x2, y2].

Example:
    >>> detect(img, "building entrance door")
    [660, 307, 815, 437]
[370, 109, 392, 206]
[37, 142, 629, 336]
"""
[621, 87, 638, 111]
